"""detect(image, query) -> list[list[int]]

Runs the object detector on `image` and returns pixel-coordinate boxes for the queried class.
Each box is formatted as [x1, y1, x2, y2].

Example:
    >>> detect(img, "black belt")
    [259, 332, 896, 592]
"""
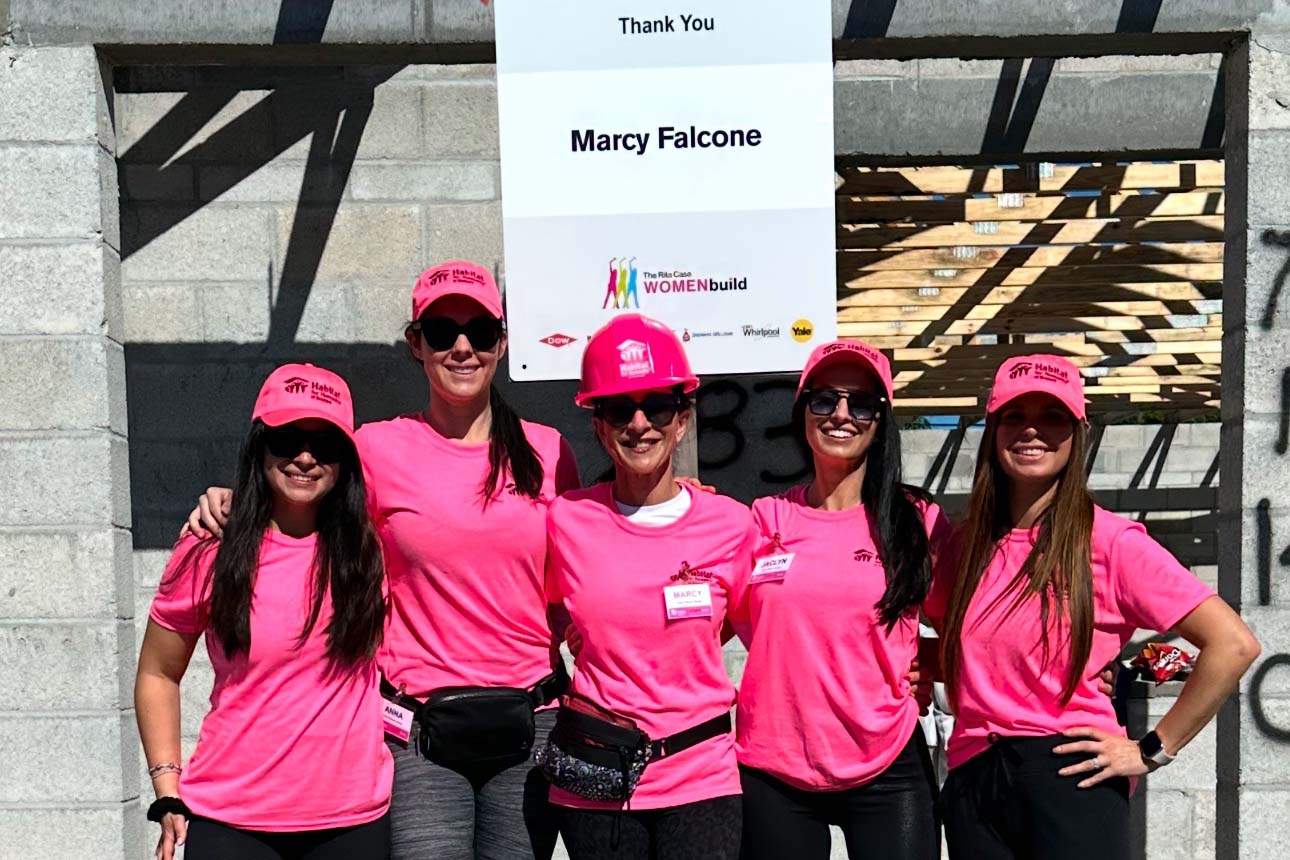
[380, 663, 570, 711]
[649, 712, 732, 761]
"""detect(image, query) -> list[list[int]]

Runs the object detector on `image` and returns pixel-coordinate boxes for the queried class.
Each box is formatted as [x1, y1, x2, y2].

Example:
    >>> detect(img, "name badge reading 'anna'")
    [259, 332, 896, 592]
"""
[664, 582, 714, 620]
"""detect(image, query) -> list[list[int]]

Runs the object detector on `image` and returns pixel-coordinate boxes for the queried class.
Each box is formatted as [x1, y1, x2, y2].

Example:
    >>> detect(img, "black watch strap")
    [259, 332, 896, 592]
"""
[146, 796, 192, 823]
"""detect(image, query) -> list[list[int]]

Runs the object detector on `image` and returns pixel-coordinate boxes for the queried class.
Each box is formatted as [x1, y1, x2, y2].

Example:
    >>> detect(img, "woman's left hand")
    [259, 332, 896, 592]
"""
[1054, 727, 1149, 787]
[675, 476, 717, 494]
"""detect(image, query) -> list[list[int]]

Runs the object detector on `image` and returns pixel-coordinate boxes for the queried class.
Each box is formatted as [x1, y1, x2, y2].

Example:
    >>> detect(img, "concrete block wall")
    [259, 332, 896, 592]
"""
[0, 46, 141, 858]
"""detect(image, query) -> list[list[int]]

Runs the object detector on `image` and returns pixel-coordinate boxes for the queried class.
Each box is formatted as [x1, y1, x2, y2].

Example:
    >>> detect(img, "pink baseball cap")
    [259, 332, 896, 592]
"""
[986, 354, 1087, 420]
[411, 260, 503, 321]
[796, 340, 894, 401]
[252, 363, 356, 442]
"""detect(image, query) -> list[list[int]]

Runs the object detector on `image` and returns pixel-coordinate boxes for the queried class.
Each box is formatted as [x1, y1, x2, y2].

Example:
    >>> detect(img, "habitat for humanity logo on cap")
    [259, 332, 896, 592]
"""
[1007, 359, 1072, 384]
[616, 338, 654, 379]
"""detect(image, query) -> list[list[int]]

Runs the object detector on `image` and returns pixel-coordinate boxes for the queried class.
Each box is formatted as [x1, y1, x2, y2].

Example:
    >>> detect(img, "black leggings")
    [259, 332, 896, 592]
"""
[941, 734, 1130, 860]
[184, 813, 390, 860]
[560, 795, 742, 860]
[738, 729, 939, 860]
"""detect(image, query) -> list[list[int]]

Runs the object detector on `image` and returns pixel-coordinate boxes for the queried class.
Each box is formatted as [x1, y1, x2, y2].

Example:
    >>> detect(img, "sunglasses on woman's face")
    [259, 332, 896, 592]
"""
[416, 316, 504, 352]
[593, 393, 688, 429]
[264, 426, 350, 464]
[803, 388, 886, 423]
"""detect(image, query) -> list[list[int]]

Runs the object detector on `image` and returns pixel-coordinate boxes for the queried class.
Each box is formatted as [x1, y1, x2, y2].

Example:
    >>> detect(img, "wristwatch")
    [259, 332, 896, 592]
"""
[1138, 730, 1176, 767]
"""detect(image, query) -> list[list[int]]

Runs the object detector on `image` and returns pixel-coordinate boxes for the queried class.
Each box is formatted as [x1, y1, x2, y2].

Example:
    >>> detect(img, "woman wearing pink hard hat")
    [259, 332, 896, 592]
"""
[727, 339, 948, 860]
[136, 363, 390, 860]
[537, 313, 755, 860]
[183, 261, 580, 860]
[925, 354, 1260, 860]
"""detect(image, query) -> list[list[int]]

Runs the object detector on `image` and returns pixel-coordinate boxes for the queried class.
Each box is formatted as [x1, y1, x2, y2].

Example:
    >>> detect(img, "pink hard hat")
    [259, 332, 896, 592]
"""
[411, 260, 503, 321]
[796, 339, 894, 401]
[986, 354, 1087, 420]
[252, 363, 357, 443]
[575, 313, 700, 407]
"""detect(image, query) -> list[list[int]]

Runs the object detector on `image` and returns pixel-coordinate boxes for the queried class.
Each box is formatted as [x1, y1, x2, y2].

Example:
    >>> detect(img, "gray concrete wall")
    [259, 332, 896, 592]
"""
[0, 46, 141, 858]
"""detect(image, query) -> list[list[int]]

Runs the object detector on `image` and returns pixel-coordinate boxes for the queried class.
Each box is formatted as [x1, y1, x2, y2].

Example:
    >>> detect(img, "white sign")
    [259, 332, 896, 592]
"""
[495, 0, 836, 381]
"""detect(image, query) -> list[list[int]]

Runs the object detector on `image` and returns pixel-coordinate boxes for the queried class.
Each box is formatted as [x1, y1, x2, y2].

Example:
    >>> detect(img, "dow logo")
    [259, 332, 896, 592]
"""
[540, 333, 576, 348]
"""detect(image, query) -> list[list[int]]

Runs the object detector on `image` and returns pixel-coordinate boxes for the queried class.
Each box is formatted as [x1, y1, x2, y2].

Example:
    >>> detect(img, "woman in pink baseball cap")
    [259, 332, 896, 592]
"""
[538, 313, 755, 860]
[727, 339, 947, 860]
[926, 354, 1260, 860]
[136, 363, 390, 860]
[183, 261, 580, 860]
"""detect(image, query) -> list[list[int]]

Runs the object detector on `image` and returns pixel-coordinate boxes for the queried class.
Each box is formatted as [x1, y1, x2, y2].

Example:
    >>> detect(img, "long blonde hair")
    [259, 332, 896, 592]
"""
[940, 416, 1095, 705]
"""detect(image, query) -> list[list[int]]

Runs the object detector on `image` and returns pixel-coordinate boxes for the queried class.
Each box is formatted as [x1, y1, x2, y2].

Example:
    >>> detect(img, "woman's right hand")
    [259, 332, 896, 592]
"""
[155, 810, 188, 860]
[180, 487, 234, 539]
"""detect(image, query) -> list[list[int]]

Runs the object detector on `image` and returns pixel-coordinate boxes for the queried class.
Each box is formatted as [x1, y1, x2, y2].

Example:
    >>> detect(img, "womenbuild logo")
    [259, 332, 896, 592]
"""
[599, 256, 748, 310]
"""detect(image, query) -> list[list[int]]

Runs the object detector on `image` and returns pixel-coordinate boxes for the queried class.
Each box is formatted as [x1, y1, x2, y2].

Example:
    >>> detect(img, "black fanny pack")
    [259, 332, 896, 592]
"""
[382, 665, 569, 770]
[534, 693, 731, 804]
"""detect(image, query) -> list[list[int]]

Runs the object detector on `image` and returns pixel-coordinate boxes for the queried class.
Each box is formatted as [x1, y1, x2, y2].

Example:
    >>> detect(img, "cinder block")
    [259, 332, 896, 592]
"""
[0, 337, 116, 432]
[1242, 609, 1290, 696]
[0, 434, 118, 527]
[274, 205, 420, 283]
[274, 83, 421, 162]
[293, 285, 356, 343]
[0, 145, 102, 239]
[122, 203, 274, 282]
[1252, 37, 1290, 132]
[915, 58, 1007, 78]
[425, 202, 502, 270]
[179, 658, 216, 737]
[722, 639, 748, 686]
[121, 163, 195, 201]
[0, 242, 112, 335]
[99, 146, 120, 253]
[833, 59, 912, 79]
[1056, 54, 1219, 74]
[1143, 789, 1193, 860]
[135, 548, 173, 591]
[1240, 790, 1290, 860]
[123, 360, 267, 442]
[1145, 697, 1218, 791]
[0, 712, 137, 803]
[423, 81, 499, 158]
[413, 64, 496, 82]
[199, 283, 271, 342]
[196, 161, 345, 204]
[352, 283, 413, 343]
[1241, 697, 1290, 786]
[1191, 790, 1216, 860]
[116, 90, 274, 164]
[350, 162, 498, 202]
[126, 440, 216, 519]
[0, 621, 132, 709]
[0, 528, 131, 620]
[1236, 416, 1289, 506]
[0, 806, 135, 860]
[122, 285, 203, 343]
[1249, 132, 1290, 226]
[0, 46, 99, 143]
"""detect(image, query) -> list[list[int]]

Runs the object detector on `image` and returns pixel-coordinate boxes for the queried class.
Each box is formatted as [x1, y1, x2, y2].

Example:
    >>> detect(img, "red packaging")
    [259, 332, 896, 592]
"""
[1131, 643, 1195, 684]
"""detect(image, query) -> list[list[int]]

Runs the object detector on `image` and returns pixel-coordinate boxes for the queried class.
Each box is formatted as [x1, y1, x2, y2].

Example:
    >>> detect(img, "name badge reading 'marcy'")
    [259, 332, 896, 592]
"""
[664, 582, 714, 620]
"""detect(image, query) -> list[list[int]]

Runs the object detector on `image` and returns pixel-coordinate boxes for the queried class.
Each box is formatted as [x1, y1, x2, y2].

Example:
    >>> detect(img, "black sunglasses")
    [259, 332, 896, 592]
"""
[593, 393, 689, 428]
[264, 426, 350, 464]
[802, 388, 886, 423]
[415, 316, 504, 352]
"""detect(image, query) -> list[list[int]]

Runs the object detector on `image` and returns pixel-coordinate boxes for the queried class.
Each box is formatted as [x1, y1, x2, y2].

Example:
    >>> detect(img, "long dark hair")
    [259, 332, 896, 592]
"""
[941, 416, 1095, 706]
[404, 321, 543, 504]
[793, 396, 931, 629]
[175, 420, 385, 666]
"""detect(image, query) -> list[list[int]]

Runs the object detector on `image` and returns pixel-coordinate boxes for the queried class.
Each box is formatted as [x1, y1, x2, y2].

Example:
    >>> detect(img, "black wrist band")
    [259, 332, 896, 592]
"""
[146, 796, 191, 823]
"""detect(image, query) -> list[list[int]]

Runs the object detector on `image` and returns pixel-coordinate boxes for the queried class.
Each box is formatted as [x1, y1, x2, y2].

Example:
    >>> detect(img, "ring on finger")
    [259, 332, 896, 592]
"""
[1093, 754, 1105, 769]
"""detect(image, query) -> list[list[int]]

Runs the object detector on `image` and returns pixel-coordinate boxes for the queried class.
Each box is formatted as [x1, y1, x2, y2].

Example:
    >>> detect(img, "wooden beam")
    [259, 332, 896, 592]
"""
[836, 190, 1225, 224]
[840, 263, 1223, 290]
[837, 242, 1225, 272]
[835, 160, 1225, 196]
[838, 282, 1221, 307]
[837, 216, 1225, 249]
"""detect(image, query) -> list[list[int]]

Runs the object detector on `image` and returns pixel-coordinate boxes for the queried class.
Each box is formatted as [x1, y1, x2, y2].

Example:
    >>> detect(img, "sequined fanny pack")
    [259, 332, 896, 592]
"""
[534, 694, 732, 805]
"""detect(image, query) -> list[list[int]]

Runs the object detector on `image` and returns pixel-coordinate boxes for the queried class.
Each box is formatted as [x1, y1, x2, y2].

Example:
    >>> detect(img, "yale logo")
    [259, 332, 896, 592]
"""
[791, 319, 814, 344]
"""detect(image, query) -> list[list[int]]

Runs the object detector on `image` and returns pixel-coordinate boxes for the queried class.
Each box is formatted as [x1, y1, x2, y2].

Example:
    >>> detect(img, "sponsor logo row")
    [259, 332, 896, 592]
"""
[542, 318, 814, 349]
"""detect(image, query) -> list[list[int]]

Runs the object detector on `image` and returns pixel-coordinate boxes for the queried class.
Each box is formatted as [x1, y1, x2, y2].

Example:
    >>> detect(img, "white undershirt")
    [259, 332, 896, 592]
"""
[614, 484, 693, 526]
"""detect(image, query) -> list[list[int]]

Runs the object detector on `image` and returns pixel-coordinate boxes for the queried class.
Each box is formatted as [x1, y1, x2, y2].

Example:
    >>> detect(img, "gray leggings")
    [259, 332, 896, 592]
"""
[387, 710, 559, 860]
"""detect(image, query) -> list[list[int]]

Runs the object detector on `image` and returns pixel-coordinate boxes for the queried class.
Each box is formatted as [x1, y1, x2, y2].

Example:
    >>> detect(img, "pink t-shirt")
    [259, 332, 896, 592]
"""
[357, 415, 580, 696]
[732, 487, 953, 790]
[545, 484, 757, 810]
[924, 506, 1214, 770]
[150, 532, 392, 830]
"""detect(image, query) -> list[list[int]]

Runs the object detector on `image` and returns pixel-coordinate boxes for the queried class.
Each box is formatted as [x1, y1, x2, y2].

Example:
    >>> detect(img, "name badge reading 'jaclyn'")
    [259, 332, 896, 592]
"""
[751, 553, 795, 584]
[664, 582, 713, 620]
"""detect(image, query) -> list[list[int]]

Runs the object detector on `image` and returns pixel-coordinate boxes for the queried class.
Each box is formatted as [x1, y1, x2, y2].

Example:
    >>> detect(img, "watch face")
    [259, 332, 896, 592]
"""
[1140, 732, 1163, 756]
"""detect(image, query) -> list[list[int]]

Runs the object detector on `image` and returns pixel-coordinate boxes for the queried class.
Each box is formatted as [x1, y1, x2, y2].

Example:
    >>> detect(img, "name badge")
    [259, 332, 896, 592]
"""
[383, 699, 415, 746]
[751, 553, 794, 584]
[664, 582, 713, 620]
